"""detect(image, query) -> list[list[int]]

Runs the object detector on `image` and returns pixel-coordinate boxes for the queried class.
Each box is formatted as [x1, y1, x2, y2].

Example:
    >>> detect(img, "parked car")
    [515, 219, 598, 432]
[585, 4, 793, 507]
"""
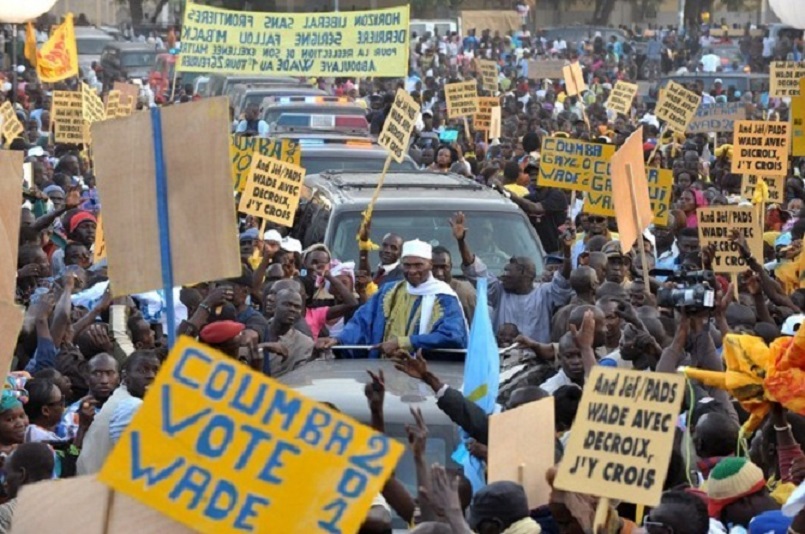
[230, 84, 326, 119]
[74, 27, 115, 75]
[202, 74, 307, 98]
[295, 171, 546, 277]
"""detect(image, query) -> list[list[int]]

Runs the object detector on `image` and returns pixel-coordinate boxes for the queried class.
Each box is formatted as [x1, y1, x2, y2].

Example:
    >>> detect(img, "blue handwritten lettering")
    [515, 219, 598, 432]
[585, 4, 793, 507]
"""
[130, 430, 185, 485]
[196, 414, 235, 458]
[161, 384, 212, 436]
[258, 440, 301, 484]
[204, 362, 235, 401]
[169, 465, 211, 509]
[296, 407, 331, 447]
[260, 388, 301, 430]
[234, 494, 271, 531]
[172, 348, 211, 390]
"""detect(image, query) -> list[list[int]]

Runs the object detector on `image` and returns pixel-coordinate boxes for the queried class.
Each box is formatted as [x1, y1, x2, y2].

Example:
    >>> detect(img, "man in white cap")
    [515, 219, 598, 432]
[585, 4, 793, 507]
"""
[317, 239, 468, 358]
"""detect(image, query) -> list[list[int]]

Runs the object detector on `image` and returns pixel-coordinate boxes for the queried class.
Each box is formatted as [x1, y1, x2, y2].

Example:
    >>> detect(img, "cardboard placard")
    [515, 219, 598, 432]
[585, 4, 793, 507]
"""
[377, 88, 420, 163]
[539, 137, 614, 193]
[553, 367, 685, 507]
[582, 168, 673, 226]
[52, 90, 86, 144]
[475, 58, 499, 92]
[105, 90, 121, 119]
[605, 81, 638, 116]
[793, 79, 805, 157]
[527, 59, 565, 80]
[687, 101, 746, 134]
[113, 82, 140, 115]
[444, 80, 479, 118]
[179, 2, 409, 77]
[770, 61, 805, 97]
[656, 81, 701, 133]
[238, 155, 306, 227]
[12, 475, 194, 533]
[741, 175, 785, 204]
[473, 96, 499, 132]
[490, 105, 501, 140]
[731, 120, 790, 177]
[0, 150, 24, 303]
[609, 127, 652, 253]
[0, 301, 24, 392]
[98, 337, 404, 534]
[697, 206, 763, 273]
[0, 101, 24, 143]
[489, 396, 554, 508]
[91, 97, 241, 296]
[81, 83, 106, 123]
[230, 136, 301, 192]
[562, 62, 586, 96]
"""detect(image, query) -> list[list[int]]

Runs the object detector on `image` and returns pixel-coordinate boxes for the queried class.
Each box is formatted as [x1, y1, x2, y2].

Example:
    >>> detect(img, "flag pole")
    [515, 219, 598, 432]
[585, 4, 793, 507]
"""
[11, 24, 17, 105]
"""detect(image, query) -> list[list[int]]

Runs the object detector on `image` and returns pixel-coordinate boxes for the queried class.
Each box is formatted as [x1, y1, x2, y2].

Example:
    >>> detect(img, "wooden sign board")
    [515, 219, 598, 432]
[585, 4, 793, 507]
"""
[52, 90, 86, 144]
[731, 120, 790, 177]
[609, 127, 652, 252]
[656, 81, 701, 133]
[238, 155, 306, 227]
[81, 82, 106, 123]
[99, 337, 404, 534]
[377, 89, 420, 163]
[539, 137, 614, 194]
[605, 81, 638, 116]
[0, 101, 23, 143]
[105, 89, 121, 119]
[445, 80, 479, 118]
[770, 61, 805, 97]
[698, 205, 764, 273]
[489, 396, 554, 509]
[230, 136, 301, 192]
[91, 97, 241, 296]
[0, 150, 23, 303]
[687, 102, 746, 134]
[553, 367, 685, 507]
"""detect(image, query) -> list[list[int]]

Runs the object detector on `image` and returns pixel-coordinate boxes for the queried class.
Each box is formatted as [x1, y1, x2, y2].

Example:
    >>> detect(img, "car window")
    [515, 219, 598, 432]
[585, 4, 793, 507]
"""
[121, 52, 155, 67]
[264, 106, 365, 124]
[330, 209, 544, 276]
[76, 38, 111, 55]
[300, 155, 416, 176]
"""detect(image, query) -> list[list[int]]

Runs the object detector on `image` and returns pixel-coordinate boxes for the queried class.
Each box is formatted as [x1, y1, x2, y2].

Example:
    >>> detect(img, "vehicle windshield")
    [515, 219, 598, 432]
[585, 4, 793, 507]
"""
[76, 38, 111, 55]
[122, 52, 156, 68]
[301, 155, 416, 175]
[330, 209, 544, 277]
[264, 106, 365, 124]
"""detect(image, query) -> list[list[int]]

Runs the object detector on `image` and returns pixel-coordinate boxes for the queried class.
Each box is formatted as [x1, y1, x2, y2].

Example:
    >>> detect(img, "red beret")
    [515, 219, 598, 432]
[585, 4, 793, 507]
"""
[200, 320, 245, 344]
[68, 211, 97, 234]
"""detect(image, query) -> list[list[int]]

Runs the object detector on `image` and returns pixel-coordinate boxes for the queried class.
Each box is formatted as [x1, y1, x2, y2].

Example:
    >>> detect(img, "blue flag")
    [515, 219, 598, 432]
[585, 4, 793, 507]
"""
[455, 277, 500, 492]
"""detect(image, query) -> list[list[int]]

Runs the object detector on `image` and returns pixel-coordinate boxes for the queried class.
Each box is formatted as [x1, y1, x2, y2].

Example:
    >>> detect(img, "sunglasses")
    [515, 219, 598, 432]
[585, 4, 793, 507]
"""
[643, 516, 674, 534]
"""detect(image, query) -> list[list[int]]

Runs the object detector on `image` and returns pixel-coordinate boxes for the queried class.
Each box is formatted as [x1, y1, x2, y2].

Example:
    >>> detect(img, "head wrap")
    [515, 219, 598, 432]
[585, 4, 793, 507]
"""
[68, 211, 97, 234]
[42, 184, 65, 197]
[707, 457, 766, 518]
[0, 373, 29, 412]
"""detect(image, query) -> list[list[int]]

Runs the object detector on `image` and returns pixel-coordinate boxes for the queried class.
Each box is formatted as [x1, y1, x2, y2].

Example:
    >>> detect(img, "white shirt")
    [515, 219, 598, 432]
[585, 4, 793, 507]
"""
[700, 53, 721, 72]
[539, 369, 578, 394]
[763, 37, 774, 58]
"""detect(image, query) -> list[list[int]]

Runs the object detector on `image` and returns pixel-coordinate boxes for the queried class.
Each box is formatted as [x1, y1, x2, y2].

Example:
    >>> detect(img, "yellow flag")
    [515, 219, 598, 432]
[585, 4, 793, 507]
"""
[752, 177, 769, 204]
[36, 14, 78, 83]
[24, 23, 37, 67]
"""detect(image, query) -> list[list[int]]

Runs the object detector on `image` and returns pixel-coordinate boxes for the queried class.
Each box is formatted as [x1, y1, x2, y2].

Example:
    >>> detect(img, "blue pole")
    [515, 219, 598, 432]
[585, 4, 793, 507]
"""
[150, 107, 176, 348]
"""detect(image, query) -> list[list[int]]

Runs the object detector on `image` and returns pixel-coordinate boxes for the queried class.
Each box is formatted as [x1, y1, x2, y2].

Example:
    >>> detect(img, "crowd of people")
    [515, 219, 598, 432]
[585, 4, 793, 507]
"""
[6, 8, 805, 534]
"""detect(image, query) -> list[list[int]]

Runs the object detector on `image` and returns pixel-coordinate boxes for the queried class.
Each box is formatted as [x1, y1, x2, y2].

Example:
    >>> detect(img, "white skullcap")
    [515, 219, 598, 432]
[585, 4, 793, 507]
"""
[401, 239, 432, 260]
[264, 229, 282, 243]
[281, 237, 302, 254]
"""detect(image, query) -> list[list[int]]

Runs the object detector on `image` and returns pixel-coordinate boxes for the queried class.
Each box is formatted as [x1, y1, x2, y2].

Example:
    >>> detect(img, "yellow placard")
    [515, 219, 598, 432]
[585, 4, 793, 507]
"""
[562, 62, 586, 96]
[238, 155, 306, 227]
[230, 135, 301, 192]
[538, 137, 614, 194]
[98, 336, 403, 534]
[0, 102, 23, 144]
[105, 90, 121, 119]
[731, 120, 790, 177]
[475, 59, 498, 92]
[553, 367, 685, 507]
[770, 61, 805, 97]
[698, 205, 764, 273]
[35, 13, 78, 83]
[51, 90, 86, 144]
[687, 101, 746, 134]
[445, 80, 479, 119]
[741, 175, 785, 204]
[178, 2, 409, 77]
[605, 81, 638, 116]
[793, 79, 805, 157]
[81, 83, 106, 123]
[473, 96, 499, 132]
[527, 59, 565, 80]
[377, 89, 420, 163]
[93, 213, 107, 263]
[656, 81, 701, 133]
[114, 82, 140, 116]
[489, 105, 501, 140]
[583, 168, 673, 225]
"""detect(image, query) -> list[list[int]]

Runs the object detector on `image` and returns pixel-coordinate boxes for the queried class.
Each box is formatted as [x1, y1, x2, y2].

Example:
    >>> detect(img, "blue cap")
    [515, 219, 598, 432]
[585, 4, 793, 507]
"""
[240, 228, 259, 242]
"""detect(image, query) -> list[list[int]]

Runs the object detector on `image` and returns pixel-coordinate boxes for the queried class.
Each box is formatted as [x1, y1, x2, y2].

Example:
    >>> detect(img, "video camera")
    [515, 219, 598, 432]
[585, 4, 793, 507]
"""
[653, 269, 717, 312]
